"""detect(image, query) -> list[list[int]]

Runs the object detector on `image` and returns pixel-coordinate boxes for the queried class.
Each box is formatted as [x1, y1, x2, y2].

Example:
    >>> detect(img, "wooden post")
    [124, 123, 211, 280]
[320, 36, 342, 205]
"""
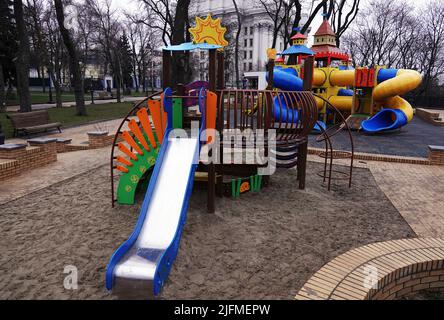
[298, 55, 314, 190]
[264, 57, 275, 187]
[207, 49, 217, 213]
[266, 58, 275, 91]
[302, 55, 314, 91]
[162, 50, 171, 89]
[216, 51, 225, 90]
[216, 50, 225, 198]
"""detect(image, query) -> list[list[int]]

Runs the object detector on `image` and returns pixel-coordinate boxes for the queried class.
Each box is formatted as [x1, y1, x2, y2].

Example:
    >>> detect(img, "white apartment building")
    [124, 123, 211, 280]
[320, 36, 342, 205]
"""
[190, 0, 308, 88]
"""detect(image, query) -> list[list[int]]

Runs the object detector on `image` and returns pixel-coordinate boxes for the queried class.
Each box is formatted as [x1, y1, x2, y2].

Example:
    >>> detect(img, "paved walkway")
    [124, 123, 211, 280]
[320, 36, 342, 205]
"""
[309, 116, 444, 158]
[6, 96, 146, 112]
[308, 154, 444, 238]
[0, 147, 110, 205]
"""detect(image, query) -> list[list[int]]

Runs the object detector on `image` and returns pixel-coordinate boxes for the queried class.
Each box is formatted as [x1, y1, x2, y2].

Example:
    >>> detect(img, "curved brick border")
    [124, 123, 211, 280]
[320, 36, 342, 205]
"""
[296, 238, 444, 300]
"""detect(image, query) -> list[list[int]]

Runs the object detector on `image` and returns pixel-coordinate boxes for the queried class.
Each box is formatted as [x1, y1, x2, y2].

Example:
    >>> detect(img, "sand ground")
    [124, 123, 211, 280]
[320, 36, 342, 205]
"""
[0, 162, 415, 300]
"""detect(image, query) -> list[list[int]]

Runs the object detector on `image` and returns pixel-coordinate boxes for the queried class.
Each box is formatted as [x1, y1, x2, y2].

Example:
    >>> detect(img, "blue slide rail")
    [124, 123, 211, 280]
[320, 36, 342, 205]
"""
[106, 88, 205, 296]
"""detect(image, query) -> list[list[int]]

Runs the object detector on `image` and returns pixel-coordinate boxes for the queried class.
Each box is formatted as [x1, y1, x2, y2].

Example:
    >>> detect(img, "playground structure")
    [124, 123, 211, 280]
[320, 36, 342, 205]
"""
[271, 18, 422, 133]
[106, 15, 319, 298]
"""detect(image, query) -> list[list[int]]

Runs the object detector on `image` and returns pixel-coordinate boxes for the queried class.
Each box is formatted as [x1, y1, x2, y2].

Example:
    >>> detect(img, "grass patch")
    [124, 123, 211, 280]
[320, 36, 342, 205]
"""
[6, 90, 158, 105]
[6, 92, 94, 106]
[0, 102, 133, 139]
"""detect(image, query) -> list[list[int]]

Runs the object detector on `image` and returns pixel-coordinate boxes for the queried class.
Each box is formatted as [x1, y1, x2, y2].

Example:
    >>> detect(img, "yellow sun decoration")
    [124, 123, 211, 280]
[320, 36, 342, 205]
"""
[189, 14, 228, 48]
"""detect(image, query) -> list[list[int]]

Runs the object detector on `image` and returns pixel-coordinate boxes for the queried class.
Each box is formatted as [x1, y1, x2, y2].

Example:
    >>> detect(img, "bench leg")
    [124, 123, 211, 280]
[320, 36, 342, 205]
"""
[58, 127, 62, 133]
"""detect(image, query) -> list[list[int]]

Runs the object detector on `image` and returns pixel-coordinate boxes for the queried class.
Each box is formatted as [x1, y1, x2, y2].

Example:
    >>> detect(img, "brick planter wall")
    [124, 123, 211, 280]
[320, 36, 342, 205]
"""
[0, 139, 58, 181]
[429, 146, 444, 165]
[296, 238, 444, 300]
[88, 131, 115, 149]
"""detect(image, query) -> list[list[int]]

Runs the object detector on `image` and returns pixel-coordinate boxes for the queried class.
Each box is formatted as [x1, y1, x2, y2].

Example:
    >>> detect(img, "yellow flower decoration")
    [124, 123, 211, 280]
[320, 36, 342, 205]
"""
[125, 185, 132, 193]
[148, 157, 156, 166]
[130, 175, 139, 184]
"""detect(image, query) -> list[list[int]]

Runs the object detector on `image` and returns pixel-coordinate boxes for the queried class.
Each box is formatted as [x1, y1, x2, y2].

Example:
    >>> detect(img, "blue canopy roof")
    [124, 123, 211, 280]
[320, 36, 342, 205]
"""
[280, 45, 314, 56]
[161, 42, 222, 51]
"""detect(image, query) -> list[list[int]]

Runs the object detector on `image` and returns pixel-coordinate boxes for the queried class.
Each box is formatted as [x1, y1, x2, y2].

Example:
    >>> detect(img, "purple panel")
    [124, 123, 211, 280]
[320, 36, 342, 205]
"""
[183, 81, 209, 107]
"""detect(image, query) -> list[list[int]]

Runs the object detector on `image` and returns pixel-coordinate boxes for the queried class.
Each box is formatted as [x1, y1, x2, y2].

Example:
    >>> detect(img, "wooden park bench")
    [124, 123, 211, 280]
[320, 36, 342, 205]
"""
[7, 110, 62, 137]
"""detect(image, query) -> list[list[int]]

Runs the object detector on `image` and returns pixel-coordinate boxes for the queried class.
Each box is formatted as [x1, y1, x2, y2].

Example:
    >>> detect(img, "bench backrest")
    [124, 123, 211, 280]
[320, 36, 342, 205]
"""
[7, 110, 51, 128]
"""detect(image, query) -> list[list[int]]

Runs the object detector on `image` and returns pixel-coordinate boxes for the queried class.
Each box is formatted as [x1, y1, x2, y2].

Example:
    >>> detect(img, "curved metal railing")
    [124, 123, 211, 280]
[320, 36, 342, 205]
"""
[313, 94, 354, 190]
[216, 89, 318, 145]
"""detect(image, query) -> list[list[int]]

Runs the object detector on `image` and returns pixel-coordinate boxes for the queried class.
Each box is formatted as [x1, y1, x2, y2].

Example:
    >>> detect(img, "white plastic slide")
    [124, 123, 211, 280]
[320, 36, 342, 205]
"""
[105, 135, 199, 298]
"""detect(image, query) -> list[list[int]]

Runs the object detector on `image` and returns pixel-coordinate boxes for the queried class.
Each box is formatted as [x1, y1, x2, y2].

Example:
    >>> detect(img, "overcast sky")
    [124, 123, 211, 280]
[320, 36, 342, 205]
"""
[112, 0, 426, 46]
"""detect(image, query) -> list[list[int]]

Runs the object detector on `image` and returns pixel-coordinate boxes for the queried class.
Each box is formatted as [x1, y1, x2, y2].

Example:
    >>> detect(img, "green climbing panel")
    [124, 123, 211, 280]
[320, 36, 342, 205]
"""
[117, 131, 161, 205]
[231, 175, 263, 199]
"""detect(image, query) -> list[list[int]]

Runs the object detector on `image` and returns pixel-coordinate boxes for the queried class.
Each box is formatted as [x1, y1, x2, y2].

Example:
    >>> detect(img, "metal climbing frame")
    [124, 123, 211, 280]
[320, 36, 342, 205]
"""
[314, 94, 354, 191]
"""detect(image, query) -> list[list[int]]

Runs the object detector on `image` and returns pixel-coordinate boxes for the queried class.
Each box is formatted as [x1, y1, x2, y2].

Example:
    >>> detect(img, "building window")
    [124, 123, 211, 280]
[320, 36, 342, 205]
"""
[249, 62, 253, 71]
[250, 27, 253, 35]
[243, 62, 247, 70]
[249, 51, 253, 59]
[244, 39, 247, 47]
[244, 27, 248, 35]
[250, 39, 253, 47]
[244, 51, 247, 59]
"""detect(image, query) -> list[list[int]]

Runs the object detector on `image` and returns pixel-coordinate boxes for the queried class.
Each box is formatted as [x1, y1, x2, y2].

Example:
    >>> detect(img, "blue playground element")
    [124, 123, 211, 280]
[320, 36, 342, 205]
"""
[361, 108, 408, 133]
[268, 67, 304, 92]
[377, 68, 398, 83]
[273, 94, 299, 123]
[338, 88, 354, 96]
[268, 68, 303, 123]
[280, 45, 314, 56]
[312, 121, 327, 133]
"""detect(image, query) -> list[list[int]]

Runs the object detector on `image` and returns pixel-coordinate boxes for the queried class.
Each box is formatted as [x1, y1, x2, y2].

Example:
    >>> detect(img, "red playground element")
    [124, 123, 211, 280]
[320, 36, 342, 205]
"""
[311, 19, 349, 66]
[355, 68, 375, 88]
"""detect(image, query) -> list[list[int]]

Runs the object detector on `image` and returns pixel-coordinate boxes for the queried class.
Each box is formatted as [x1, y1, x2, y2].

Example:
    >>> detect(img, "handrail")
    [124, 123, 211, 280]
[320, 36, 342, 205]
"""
[110, 91, 163, 207]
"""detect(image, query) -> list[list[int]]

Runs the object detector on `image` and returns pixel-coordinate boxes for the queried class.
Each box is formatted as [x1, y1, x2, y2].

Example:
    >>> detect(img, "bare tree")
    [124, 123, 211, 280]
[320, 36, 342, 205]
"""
[85, 0, 124, 102]
[54, 0, 86, 116]
[419, 1, 444, 97]
[342, 0, 444, 102]
[138, 0, 175, 46]
[232, 0, 242, 88]
[171, 0, 192, 86]
[327, 0, 360, 47]
[258, 0, 288, 48]
[13, 0, 32, 112]
[0, 63, 5, 112]
[43, 3, 65, 108]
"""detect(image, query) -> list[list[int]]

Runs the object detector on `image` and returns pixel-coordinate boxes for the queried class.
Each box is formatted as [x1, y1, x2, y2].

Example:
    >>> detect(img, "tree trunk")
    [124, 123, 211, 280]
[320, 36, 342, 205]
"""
[232, 0, 242, 88]
[171, 0, 191, 87]
[13, 0, 32, 112]
[54, 0, 86, 116]
[41, 66, 46, 93]
[0, 63, 5, 113]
